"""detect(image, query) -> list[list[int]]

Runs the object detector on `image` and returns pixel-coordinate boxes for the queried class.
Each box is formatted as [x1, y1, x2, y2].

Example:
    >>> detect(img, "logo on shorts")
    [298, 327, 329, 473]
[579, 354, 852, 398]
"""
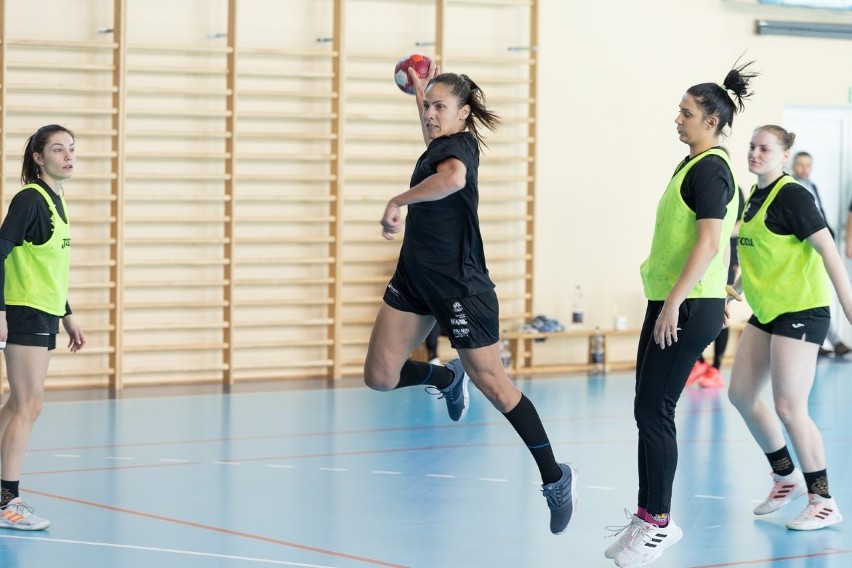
[791, 323, 804, 329]
[452, 301, 463, 313]
[453, 328, 470, 338]
[386, 282, 400, 296]
[450, 317, 468, 326]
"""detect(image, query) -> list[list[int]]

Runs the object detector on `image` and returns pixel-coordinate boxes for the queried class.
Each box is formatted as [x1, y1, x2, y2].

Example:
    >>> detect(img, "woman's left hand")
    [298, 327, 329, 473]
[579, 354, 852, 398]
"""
[62, 315, 86, 353]
[653, 302, 680, 349]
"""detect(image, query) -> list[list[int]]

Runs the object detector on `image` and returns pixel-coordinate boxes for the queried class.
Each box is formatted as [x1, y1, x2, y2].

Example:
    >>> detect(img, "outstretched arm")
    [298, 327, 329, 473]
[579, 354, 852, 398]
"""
[380, 158, 467, 240]
[809, 227, 852, 325]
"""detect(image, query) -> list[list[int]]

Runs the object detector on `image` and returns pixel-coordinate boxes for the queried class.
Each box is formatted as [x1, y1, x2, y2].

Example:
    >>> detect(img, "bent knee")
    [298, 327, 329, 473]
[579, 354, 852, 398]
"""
[363, 362, 399, 391]
[727, 384, 755, 411]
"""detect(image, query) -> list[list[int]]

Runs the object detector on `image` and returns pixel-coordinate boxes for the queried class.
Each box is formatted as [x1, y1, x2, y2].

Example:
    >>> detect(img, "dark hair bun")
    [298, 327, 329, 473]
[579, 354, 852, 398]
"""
[723, 69, 748, 97]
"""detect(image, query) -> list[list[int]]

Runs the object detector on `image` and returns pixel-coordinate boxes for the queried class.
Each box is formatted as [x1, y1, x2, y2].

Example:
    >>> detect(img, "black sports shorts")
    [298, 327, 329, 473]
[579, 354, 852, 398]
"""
[5, 305, 60, 351]
[383, 272, 499, 350]
[747, 307, 830, 346]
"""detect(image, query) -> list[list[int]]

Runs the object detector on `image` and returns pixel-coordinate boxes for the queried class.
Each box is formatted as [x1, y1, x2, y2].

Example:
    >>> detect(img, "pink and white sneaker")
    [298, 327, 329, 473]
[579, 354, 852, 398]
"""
[786, 494, 843, 530]
[753, 469, 807, 515]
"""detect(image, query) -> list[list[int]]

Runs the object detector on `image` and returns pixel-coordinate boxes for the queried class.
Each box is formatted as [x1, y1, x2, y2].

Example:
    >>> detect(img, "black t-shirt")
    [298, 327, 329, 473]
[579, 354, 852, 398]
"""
[398, 131, 494, 299]
[0, 179, 71, 314]
[742, 176, 827, 241]
[678, 153, 735, 220]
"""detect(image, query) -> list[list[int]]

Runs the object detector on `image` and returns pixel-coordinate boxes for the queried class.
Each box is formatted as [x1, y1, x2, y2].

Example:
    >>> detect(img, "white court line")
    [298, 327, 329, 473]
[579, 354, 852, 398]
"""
[267, 464, 296, 469]
[0, 535, 337, 567]
[319, 467, 348, 472]
[158, 458, 191, 463]
[53, 454, 82, 459]
[372, 470, 401, 475]
[425, 474, 454, 478]
[213, 461, 243, 466]
[106, 456, 135, 461]
[694, 494, 725, 500]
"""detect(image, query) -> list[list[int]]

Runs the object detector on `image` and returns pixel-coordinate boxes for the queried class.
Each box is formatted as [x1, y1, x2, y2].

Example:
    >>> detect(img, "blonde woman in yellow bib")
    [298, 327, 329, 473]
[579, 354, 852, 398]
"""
[0, 125, 85, 531]
[729, 125, 852, 530]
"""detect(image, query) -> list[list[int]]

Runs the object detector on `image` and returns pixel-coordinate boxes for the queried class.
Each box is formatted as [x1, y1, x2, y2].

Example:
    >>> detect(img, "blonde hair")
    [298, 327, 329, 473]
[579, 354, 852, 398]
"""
[754, 124, 796, 150]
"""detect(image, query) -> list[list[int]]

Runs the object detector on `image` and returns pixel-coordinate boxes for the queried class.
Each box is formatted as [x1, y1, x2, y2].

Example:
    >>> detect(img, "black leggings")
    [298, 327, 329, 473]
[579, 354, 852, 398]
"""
[634, 298, 725, 514]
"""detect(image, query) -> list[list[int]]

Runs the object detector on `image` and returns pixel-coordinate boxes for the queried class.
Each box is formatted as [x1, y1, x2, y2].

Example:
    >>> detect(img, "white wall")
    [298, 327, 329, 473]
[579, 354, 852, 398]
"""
[535, 0, 852, 336]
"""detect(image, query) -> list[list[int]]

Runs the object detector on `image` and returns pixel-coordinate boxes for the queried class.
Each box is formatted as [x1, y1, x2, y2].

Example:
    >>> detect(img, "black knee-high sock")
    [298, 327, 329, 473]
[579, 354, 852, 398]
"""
[393, 360, 454, 390]
[804, 469, 831, 498]
[503, 394, 563, 484]
[712, 328, 729, 369]
[0, 480, 19, 507]
[765, 446, 795, 477]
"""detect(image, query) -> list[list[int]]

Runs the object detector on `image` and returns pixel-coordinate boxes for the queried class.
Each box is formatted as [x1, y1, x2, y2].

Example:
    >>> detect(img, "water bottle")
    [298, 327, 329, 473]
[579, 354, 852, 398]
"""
[500, 339, 512, 370]
[572, 285, 584, 327]
[590, 327, 605, 374]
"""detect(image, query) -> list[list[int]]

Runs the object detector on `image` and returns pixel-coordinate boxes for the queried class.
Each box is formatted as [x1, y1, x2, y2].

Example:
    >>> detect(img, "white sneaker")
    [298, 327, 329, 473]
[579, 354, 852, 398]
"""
[753, 469, 807, 515]
[613, 517, 682, 568]
[786, 494, 843, 530]
[0, 498, 51, 530]
[604, 509, 644, 559]
[428, 357, 441, 365]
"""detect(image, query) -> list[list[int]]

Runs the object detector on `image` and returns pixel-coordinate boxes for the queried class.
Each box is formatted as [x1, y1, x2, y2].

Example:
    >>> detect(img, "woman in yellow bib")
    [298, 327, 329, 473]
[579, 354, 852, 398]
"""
[728, 125, 852, 530]
[605, 62, 756, 568]
[0, 125, 85, 531]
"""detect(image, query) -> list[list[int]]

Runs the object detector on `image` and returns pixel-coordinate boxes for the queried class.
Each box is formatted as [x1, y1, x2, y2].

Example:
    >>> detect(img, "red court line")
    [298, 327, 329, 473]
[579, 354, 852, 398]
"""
[689, 548, 852, 567]
[24, 461, 199, 476]
[24, 488, 410, 568]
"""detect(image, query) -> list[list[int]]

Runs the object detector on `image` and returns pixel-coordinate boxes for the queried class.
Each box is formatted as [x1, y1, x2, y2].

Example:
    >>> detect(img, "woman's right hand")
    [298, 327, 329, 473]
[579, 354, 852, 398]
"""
[381, 201, 403, 240]
[409, 60, 440, 99]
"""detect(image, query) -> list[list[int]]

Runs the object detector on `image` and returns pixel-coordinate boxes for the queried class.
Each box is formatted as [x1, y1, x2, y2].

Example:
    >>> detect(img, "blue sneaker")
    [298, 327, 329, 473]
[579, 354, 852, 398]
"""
[541, 463, 578, 534]
[436, 357, 470, 421]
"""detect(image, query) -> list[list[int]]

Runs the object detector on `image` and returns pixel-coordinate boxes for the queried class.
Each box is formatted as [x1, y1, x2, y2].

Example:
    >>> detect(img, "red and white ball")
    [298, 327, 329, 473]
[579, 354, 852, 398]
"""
[394, 54, 431, 95]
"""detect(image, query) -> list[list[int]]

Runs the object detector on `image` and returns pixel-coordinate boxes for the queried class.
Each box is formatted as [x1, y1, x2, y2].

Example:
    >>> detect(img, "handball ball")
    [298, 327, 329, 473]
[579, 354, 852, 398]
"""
[394, 54, 431, 95]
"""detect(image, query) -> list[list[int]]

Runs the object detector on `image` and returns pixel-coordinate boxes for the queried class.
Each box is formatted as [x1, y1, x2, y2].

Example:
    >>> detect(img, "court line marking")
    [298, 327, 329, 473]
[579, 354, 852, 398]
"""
[23, 488, 411, 568]
[688, 547, 852, 567]
[0, 534, 336, 567]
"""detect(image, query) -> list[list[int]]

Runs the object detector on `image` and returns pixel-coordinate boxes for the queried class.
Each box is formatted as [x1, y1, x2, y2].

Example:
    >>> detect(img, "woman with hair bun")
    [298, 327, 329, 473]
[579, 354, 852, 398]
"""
[605, 62, 757, 568]
[363, 62, 577, 535]
[727, 124, 850, 530]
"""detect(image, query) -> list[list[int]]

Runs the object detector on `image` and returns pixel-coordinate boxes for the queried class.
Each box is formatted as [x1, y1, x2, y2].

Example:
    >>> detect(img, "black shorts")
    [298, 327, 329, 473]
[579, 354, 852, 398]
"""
[6, 305, 60, 351]
[383, 272, 499, 350]
[747, 307, 830, 346]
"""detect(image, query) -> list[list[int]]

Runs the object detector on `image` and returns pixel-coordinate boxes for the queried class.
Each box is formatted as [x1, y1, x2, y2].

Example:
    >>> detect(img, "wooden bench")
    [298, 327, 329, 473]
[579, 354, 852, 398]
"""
[501, 319, 750, 376]
[502, 327, 642, 375]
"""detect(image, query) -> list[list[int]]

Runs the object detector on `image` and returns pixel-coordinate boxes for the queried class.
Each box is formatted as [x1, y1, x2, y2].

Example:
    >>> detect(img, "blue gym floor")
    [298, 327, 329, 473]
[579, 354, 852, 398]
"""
[1, 358, 851, 568]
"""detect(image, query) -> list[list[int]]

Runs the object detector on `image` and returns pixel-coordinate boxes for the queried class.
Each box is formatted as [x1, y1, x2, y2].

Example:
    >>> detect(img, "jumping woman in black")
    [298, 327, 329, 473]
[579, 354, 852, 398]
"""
[605, 62, 756, 568]
[364, 62, 577, 534]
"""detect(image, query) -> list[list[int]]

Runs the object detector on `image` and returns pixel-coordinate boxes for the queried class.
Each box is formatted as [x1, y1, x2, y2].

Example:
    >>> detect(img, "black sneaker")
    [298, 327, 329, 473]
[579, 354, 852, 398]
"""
[435, 357, 470, 422]
[541, 463, 578, 534]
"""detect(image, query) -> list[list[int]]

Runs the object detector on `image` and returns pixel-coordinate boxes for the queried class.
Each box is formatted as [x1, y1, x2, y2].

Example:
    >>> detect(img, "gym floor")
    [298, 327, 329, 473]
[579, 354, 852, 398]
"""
[1, 358, 851, 567]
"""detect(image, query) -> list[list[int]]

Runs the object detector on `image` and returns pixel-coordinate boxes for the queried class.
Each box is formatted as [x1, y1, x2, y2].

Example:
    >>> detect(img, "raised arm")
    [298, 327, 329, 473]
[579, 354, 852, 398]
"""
[410, 61, 440, 147]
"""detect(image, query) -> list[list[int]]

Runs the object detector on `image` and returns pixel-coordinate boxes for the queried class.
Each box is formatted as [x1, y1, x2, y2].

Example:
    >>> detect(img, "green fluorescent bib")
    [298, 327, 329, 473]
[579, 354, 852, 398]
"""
[5, 183, 71, 316]
[640, 148, 738, 301]
[738, 175, 830, 323]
